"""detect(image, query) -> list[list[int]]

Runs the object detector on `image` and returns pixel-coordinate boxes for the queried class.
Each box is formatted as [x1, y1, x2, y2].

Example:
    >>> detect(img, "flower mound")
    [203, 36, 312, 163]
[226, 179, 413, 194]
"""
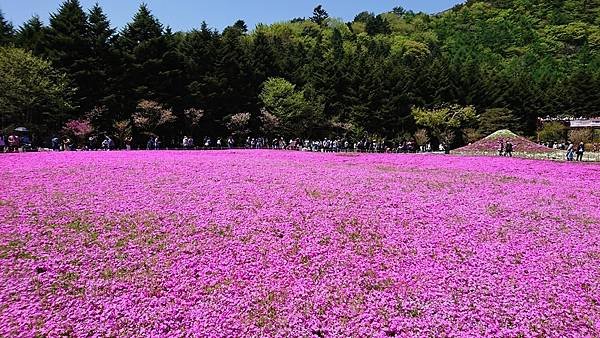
[455, 130, 554, 155]
[1, 151, 599, 337]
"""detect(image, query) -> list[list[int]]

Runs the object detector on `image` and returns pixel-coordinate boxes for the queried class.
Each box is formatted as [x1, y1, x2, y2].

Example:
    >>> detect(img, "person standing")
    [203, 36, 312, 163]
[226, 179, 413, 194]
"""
[106, 136, 114, 150]
[125, 136, 133, 151]
[566, 142, 575, 162]
[87, 136, 95, 150]
[7, 134, 17, 152]
[505, 141, 514, 157]
[576, 142, 585, 162]
[154, 136, 161, 150]
[101, 137, 109, 150]
[52, 136, 60, 151]
[147, 137, 155, 150]
[0, 134, 5, 152]
[498, 139, 505, 156]
[63, 137, 71, 151]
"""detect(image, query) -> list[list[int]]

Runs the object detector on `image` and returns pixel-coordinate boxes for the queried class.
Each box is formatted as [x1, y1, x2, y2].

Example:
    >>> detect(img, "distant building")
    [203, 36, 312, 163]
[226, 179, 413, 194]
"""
[539, 117, 600, 143]
[569, 118, 600, 143]
[570, 118, 600, 129]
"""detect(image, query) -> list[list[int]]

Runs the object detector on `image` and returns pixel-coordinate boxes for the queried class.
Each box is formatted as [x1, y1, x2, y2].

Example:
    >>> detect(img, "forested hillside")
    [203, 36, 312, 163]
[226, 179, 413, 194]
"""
[1, 0, 599, 145]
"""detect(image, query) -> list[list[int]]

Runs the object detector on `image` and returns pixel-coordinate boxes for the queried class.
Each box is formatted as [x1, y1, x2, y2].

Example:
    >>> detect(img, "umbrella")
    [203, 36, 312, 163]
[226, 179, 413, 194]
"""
[14, 127, 29, 132]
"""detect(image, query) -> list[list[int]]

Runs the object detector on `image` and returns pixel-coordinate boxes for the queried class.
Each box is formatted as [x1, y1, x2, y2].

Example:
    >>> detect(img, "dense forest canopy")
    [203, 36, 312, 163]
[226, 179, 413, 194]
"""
[0, 0, 599, 147]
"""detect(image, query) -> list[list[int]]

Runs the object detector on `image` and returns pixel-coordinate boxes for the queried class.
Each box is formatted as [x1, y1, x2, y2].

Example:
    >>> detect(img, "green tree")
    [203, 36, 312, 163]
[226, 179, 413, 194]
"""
[250, 31, 278, 89]
[538, 121, 567, 143]
[412, 105, 478, 151]
[0, 10, 14, 45]
[44, 0, 96, 114]
[311, 5, 329, 26]
[181, 22, 219, 113]
[365, 15, 391, 35]
[118, 4, 163, 51]
[85, 4, 118, 124]
[0, 47, 72, 140]
[213, 23, 254, 122]
[260, 77, 323, 137]
[15, 16, 46, 55]
[478, 108, 523, 135]
[117, 4, 170, 116]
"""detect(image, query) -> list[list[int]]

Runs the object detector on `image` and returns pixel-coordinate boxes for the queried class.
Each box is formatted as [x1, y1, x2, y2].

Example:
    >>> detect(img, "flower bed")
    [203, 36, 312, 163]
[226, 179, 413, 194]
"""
[455, 130, 554, 155]
[1, 151, 599, 336]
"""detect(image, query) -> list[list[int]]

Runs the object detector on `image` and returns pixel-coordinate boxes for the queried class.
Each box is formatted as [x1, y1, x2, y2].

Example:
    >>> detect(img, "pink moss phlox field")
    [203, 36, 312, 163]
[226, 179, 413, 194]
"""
[457, 135, 553, 154]
[1, 151, 599, 337]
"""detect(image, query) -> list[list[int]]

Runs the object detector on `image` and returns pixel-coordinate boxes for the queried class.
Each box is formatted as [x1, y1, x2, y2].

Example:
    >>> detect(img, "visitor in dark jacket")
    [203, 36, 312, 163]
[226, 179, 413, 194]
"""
[576, 142, 585, 161]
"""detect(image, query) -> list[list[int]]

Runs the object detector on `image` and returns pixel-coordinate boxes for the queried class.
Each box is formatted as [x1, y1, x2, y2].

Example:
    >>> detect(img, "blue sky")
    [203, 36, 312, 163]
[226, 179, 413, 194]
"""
[1, 0, 463, 32]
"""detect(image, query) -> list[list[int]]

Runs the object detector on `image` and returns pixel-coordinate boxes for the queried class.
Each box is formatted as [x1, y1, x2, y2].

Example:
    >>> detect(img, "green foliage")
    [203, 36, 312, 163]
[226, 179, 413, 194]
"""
[412, 105, 478, 149]
[479, 108, 523, 135]
[15, 16, 46, 55]
[311, 5, 329, 26]
[119, 4, 163, 50]
[260, 78, 323, 137]
[538, 121, 567, 143]
[3, 0, 600, 146]
[0, 10, 14, 45]
[44, 0, 93, 111]
[0, 47, 72, 137]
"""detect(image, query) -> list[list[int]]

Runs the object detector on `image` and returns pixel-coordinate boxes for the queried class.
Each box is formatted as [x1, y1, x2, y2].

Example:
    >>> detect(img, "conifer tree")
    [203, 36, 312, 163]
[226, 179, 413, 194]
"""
[0, 10, 14, 45]
[44, 0, 93, 114]
[117, 4, 167, 110]
[15, 16, 46, 55]
[85, 4, 118, 127]
[311, 5, 329, 26]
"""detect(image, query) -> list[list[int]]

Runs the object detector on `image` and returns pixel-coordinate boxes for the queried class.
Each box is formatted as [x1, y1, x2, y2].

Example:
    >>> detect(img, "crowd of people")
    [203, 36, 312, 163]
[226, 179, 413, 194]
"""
[75, 135, 433, 153]
[0, 133, 32, 153]
[541, 141, 600, 152]
[171, 136, 433, 153]
[1, 133, 597, 162]
[48, 135, 120, 151]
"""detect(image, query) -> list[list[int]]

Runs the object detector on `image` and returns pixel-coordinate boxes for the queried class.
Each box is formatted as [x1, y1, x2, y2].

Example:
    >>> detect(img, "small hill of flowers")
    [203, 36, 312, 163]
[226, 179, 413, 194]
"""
[454, 130, 554, 155]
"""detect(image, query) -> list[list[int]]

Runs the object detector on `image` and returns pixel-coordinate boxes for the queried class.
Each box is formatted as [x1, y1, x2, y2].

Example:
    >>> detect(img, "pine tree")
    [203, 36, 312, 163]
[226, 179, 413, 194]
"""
[213, 23, 254, 120]
[44, 0, 93, 114]
[250, 31, 277, 88]
[181, 22, 219, 109]
[117, 4, 167, 111]
[365, 15, 391, 35]
[88, 4, 115, 51]
[119, 4, 163, 51]
[155, 28, 187, 110]
[85, 4, 117, 127]
[311, 5, 329, 26]
[564, 69, 600, 117]
[15, 16, 46, 55]
[0, 10, 14, 45]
